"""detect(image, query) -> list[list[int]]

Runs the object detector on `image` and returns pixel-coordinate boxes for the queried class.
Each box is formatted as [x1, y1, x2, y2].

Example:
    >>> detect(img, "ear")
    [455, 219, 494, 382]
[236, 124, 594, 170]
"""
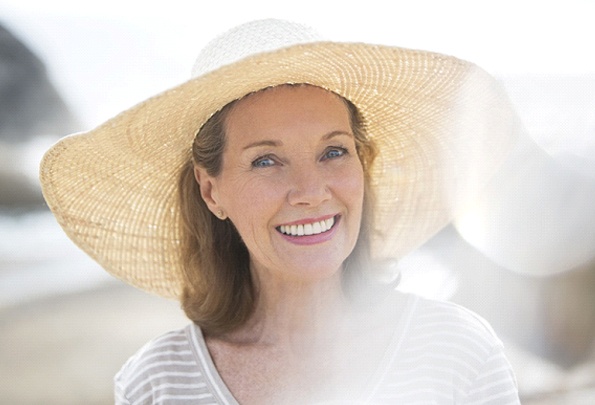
[193, 166, 222, 214]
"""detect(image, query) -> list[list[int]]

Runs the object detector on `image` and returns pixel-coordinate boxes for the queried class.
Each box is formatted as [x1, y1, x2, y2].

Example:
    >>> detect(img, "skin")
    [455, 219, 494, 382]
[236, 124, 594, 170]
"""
[194, 85, 382, 404]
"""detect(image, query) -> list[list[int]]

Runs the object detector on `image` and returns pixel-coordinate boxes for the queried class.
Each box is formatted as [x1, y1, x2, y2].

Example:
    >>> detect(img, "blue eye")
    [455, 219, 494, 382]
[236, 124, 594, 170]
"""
[252, 155, 276, 168]
[323, 147, 347, 160]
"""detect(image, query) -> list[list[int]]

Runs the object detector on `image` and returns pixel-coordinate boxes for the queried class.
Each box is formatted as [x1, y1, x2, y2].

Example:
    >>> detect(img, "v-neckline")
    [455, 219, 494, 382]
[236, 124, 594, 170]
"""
[188, 324, 240, 405]
[186, 292, 418, 404]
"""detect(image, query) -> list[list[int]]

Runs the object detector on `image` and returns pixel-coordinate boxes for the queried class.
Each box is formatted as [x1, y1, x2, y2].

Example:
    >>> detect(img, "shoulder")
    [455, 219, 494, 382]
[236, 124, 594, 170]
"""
[373, 292, 519, 403]
[114, 325, 210, 404]
[377, 290, 501, 349]
[405, 292, 502, 350]
[115, 326, 196, 382]
[393, 292, 506, 370]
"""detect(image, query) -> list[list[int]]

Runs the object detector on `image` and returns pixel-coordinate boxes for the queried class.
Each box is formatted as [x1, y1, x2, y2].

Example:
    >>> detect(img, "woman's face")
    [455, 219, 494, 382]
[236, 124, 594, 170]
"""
[197, 85, 365, 283]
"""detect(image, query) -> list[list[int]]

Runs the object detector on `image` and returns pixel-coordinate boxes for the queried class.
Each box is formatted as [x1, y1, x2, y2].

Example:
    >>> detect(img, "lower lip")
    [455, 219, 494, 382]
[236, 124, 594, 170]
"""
[277, 216, 340, 246]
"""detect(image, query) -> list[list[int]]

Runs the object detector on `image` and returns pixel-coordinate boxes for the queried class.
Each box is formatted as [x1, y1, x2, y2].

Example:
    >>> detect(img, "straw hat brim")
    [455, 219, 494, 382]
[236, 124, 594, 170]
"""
[40, 41, 520, 299]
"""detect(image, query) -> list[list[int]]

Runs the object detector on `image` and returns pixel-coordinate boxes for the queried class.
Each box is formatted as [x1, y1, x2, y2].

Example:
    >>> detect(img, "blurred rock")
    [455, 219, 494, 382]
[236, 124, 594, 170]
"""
[0, 23, 76, 142]
[0, 169, 43, 209]
[0, 22, 78, 208]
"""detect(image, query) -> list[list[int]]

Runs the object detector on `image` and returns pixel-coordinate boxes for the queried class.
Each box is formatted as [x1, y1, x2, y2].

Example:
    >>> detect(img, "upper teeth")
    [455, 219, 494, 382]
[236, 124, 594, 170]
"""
[279, 217, 335, 236]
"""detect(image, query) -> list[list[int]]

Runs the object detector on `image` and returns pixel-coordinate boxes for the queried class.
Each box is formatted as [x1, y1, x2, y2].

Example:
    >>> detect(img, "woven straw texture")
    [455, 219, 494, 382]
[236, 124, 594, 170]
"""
[40, 20, 521, 299]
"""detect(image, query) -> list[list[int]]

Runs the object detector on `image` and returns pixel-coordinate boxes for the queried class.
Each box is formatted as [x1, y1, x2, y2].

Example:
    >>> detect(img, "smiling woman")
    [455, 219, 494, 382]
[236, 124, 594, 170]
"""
[39, 19, 522, 404]
[179, 84, 377, 338]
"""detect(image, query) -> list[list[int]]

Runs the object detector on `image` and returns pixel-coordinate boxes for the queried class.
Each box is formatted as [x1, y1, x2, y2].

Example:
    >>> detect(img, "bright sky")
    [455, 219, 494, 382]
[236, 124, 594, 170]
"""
[4, 0, 594, 71]
[1, 0, 594, 127]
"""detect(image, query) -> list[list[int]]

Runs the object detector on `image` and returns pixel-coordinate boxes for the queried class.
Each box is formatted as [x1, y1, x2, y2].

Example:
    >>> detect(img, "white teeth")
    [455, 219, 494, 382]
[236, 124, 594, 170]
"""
[312, 222, 322, 234]
[279, 217, 335, 236]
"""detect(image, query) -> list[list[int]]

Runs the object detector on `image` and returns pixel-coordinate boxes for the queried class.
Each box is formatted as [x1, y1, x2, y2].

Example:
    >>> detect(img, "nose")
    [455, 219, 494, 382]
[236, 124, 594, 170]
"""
[287, 165, 332, 207]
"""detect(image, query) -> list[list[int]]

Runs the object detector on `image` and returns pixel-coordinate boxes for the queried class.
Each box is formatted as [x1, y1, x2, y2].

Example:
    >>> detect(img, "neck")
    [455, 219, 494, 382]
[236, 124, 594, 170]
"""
[225, 266, 350, 348]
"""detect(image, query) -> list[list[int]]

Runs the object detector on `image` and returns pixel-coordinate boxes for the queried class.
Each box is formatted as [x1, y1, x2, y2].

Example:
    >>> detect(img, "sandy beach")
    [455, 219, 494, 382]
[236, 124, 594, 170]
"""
[0, 282, 188, 404]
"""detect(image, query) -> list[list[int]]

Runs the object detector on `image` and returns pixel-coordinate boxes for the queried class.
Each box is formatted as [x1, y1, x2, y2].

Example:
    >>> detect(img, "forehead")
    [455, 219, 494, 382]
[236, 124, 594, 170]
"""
[234, 84, 347, 109]
[224, 85, 351, 142]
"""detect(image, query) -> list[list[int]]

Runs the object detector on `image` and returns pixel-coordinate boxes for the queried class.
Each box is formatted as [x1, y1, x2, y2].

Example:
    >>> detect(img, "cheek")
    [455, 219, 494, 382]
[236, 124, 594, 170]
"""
[333, 163, 365, 207]
[341, 165, 366, 238]
[219, 175, 282, 224]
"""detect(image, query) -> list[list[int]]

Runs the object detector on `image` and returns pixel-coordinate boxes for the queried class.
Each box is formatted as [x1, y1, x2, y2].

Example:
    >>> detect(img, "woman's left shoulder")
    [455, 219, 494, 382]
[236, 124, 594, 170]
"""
[370, 291, 520, 404]
[389, 290, 503, 349]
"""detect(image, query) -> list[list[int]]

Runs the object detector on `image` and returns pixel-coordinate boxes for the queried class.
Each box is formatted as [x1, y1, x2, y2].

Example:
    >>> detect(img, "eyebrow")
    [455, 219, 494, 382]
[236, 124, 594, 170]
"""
[323, 130, 353, 141]
[241, 130, 353, 151]
[242, 140, 281, 151]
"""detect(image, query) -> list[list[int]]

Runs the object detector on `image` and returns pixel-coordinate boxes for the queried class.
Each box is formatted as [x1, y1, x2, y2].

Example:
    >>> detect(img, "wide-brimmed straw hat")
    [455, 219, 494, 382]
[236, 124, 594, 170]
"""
[40, 19, 521, 299]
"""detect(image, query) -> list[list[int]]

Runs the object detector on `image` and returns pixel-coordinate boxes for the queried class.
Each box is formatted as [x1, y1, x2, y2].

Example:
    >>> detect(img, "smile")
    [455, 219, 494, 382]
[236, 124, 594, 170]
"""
[277, 216, 336, 237]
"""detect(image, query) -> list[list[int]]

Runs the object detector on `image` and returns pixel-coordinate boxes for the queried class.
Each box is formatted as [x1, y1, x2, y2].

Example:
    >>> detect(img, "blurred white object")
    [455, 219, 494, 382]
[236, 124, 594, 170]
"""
[502, 75, 595, 180]
[455, 135, 595, 276]
[455, 75, 595, 276]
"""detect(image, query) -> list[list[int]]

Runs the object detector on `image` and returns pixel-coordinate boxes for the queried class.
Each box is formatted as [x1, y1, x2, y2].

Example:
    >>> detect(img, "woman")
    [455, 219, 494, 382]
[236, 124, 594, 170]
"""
[40, 19, 521, 404]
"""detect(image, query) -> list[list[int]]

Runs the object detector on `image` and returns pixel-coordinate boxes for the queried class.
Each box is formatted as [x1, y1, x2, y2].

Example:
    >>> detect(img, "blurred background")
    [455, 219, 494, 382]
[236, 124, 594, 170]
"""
[0, 0, 594, 403]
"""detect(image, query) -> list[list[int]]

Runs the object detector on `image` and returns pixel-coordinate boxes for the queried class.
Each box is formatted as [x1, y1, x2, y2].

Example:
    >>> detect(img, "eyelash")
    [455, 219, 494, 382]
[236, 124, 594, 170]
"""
[322, 146, 349, 161]
[251, 146, 349, 169]
[251, 155, 276, 168]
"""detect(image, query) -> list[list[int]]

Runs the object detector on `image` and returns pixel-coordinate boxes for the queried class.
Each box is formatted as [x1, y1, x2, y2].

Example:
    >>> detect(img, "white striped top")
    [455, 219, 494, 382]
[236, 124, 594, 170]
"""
[114, 292, 520, 404]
